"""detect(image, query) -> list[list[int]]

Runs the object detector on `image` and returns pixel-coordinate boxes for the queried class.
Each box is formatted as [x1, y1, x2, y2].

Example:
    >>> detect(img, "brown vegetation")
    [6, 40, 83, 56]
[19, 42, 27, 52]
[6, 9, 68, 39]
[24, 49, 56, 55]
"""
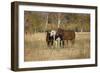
[24, 32, 90, 61]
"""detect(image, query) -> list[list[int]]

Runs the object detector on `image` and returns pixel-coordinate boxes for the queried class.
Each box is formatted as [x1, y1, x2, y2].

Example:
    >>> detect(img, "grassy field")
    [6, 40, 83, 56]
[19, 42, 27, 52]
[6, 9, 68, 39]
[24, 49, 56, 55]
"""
[24, 32, 90, 61]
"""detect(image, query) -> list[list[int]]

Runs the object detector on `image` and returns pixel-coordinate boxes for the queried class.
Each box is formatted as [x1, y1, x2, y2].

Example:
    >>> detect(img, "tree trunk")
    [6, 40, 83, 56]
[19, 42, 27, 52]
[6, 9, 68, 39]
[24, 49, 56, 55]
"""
[44, 14, 48, 32]
[58, 13, 61, 28]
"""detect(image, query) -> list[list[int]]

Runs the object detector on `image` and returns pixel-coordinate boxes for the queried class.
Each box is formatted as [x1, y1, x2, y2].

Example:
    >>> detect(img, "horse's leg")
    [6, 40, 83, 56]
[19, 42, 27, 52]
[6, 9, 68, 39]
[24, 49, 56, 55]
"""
[69, 39, 75, 48]
[71, 39, 75, 47]
[49, 41, 51, 47]
[66, 40, 68, 48]
[62, 40, 64, 48]
[72, 39, 75, 45]
[60, 40, 64, 48]
[54, 40, 59, 48]
[51, 40, 53, 48]
[60, 40, 62, 47]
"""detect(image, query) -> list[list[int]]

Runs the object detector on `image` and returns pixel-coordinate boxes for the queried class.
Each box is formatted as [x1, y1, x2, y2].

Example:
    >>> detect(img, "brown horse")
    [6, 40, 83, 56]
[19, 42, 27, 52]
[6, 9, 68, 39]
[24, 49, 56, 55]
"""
[57, 28, 75, 47]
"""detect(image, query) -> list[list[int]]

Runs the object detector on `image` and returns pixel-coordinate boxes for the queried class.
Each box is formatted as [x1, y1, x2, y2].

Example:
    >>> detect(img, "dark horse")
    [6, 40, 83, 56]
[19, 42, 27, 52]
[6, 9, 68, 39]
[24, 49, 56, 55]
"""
[46, 30, 62, 48]
[46, 31, 54, 47]
[57, 28, 75, 47]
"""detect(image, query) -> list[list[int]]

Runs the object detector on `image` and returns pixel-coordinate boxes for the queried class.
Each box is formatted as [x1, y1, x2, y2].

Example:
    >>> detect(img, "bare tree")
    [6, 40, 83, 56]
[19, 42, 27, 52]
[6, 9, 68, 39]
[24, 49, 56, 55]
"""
[44, 13, 48, 32]
[58, 13, 61, 28]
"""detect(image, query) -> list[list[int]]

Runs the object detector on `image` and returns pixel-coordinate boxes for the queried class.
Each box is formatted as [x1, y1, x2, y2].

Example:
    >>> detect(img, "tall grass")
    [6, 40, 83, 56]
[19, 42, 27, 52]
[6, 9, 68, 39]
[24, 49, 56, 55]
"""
[24, 32, 90, 61]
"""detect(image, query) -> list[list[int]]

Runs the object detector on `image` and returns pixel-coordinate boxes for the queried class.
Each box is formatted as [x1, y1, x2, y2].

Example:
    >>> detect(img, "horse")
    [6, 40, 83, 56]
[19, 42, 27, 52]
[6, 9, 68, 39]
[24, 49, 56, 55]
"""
[46, 30, 62, 48]
[46, 31, 54, 47]
[57, 28, 75, 47]
[48, 30, 64, 48]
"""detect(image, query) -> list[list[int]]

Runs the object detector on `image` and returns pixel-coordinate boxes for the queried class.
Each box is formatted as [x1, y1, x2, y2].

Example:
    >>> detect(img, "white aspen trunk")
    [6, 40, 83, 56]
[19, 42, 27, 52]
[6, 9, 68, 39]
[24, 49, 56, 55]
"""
[58, 13, 61, 28]
[44, 14, 48, 32]
[81, 22, 83, 32]
[81, 16, 84, 32]
[81, 28, 83, 32]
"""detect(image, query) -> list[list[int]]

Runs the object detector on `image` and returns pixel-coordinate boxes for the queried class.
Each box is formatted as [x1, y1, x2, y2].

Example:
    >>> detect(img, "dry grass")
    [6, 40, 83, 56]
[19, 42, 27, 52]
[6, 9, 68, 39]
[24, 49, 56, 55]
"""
[24, 32, 90, 61]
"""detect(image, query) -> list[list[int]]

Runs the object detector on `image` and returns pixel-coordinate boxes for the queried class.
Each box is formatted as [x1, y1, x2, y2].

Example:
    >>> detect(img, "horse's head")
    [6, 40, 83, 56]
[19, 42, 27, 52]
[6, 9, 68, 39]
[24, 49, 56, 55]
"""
[50, 30, 56, 37]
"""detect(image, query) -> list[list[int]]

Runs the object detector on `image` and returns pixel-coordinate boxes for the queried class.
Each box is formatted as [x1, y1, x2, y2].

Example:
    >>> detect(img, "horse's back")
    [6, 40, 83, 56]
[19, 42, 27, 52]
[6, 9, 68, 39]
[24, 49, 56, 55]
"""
[63, 30, 75, 40]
